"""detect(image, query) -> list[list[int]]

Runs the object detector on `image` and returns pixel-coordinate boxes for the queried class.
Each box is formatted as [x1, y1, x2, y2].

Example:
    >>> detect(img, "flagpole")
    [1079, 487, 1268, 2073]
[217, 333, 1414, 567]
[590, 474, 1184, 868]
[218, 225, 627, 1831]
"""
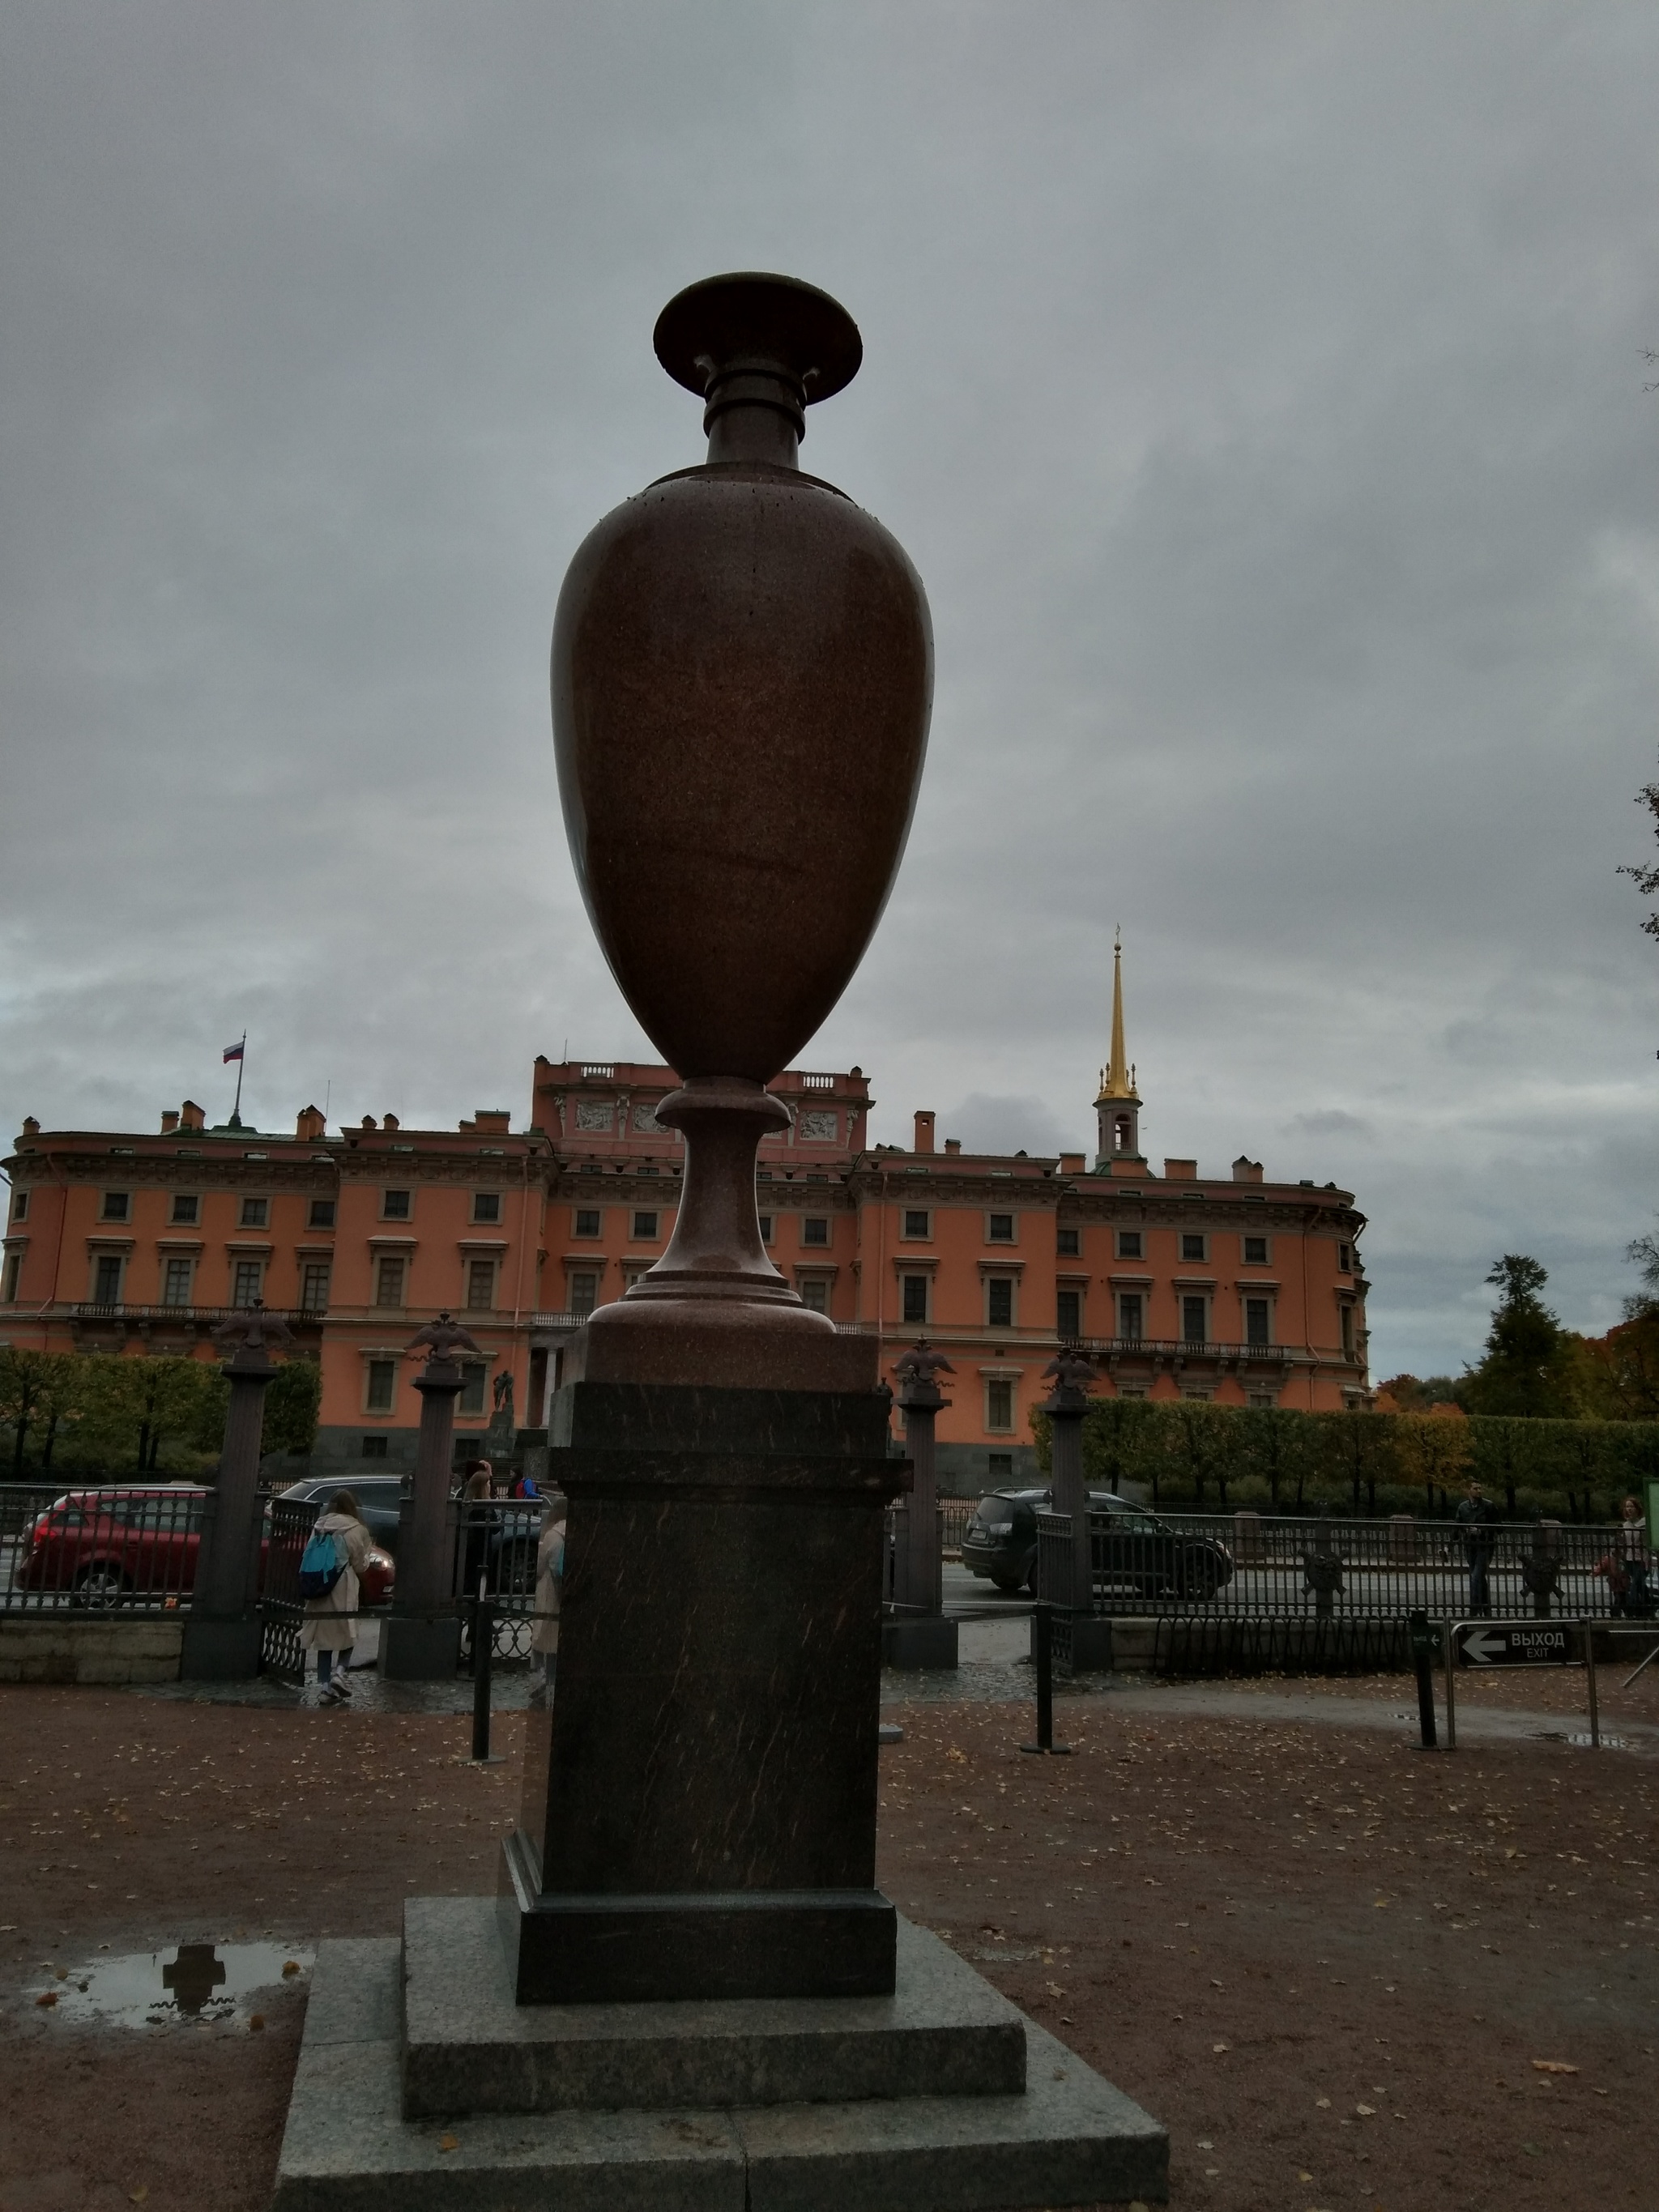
[231, 1034, 246, 1126]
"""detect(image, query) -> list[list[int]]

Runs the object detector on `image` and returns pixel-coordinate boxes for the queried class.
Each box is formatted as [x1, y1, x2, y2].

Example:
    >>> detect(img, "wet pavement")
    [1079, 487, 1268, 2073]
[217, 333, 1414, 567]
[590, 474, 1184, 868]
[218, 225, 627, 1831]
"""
[15, 1940, 313, 2029]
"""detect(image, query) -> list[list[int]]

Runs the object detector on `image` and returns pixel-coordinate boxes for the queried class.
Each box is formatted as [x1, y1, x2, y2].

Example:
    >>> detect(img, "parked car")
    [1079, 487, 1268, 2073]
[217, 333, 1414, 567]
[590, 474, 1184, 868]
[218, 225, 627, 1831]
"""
[15, 1487, 394, 1610]
[961, 1487, 1234, 1600]
[278, 1474, 407, 1556]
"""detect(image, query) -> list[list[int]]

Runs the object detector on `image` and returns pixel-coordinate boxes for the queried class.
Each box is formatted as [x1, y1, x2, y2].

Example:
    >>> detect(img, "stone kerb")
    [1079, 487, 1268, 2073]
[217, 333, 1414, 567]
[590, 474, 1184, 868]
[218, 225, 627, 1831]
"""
[0, 1616, 184, 1685]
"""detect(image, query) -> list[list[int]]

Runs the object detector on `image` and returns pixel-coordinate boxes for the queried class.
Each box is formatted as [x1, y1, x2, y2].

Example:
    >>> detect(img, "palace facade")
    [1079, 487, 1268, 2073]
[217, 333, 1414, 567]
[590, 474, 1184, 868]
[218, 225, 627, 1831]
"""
[2, 953, 1370, 1487]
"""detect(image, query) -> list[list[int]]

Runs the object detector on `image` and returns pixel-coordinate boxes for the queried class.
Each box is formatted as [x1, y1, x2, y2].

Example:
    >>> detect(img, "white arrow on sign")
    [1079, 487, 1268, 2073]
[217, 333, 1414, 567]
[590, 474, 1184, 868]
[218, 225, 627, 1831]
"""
[1463, 1629, 1509, 1664]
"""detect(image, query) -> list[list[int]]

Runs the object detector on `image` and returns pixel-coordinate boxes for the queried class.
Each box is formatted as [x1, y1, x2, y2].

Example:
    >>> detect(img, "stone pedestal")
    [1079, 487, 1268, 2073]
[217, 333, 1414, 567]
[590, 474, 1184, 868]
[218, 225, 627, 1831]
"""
[504, 1377, 906, 2005]
[381, 1313, 479, 1682]
[274, 1899, 1169, 2211]
[881, 1614, 959, 1669]
[181, 1307, 289, 1682]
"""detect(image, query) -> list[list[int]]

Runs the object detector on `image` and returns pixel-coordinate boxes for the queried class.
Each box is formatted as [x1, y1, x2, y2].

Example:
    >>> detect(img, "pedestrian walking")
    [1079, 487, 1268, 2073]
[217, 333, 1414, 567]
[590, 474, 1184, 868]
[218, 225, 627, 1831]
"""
[1606, 1497, 1654, 1619]
[461, 1460, 496, 1598]
[1454, 1478, 1500, 1617]
[529, 1494, 566, 1692]
[300, 1490, 373, 1704]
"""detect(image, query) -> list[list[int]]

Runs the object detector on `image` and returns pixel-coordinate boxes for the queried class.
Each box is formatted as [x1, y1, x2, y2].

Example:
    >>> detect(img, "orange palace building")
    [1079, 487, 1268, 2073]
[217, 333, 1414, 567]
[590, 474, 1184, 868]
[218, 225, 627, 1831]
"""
[2, 953, 1369, 1489]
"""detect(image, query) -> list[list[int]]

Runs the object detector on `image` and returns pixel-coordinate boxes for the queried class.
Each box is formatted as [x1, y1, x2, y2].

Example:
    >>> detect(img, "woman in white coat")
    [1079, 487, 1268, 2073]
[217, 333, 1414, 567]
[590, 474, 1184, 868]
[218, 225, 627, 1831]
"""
[301, 1490, 373, 1703]
[529, 1494, 566, 1690]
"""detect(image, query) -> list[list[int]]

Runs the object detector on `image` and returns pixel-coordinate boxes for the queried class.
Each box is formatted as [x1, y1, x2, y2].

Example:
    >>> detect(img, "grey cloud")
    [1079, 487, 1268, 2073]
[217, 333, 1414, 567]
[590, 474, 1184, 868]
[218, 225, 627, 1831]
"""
[2, 2, 1657, 1379]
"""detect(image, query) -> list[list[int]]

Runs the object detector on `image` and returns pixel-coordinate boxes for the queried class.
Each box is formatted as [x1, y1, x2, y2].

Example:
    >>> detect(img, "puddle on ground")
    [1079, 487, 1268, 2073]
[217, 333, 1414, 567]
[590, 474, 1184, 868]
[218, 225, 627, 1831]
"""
[27, 1942, 313, 2029]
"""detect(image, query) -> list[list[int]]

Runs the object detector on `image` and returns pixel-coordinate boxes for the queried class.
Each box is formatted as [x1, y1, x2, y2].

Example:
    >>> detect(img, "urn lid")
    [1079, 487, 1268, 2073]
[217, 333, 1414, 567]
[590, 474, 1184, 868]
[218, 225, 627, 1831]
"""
[654, 273, 863, 409]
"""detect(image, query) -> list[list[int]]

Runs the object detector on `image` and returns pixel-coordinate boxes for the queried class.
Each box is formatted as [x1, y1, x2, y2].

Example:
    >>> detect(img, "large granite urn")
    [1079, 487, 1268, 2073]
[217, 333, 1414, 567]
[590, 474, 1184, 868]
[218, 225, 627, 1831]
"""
[552, 271, 933, 1391]
[502, 275, 931, 2006]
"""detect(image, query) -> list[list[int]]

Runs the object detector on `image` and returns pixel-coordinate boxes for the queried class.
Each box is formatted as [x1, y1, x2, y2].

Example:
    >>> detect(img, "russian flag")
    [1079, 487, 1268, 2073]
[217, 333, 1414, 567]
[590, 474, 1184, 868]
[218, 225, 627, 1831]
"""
[223, 1040, 245, 1063]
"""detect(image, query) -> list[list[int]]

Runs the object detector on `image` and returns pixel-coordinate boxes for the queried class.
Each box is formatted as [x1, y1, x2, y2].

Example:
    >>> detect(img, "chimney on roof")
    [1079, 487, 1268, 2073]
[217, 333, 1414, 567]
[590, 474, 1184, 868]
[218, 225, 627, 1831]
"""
[382, 1113, 400, 1131]
[1163, 1157, 1196, 1180]
[1059, 1151, 1084, 1174]
[180, 1101, 206, 1132]
[361, 1115, 377, 1132]
[473, 1110, 512, 1133]
[944, 1136, 961, 1156]
[22, 1116, 40, 1137]
[1232, 1157, 1264, 1183]
[913, 1110, 935, 1154]
[296, 1105, 326, 1142]
[160, 1110, 180, 1135]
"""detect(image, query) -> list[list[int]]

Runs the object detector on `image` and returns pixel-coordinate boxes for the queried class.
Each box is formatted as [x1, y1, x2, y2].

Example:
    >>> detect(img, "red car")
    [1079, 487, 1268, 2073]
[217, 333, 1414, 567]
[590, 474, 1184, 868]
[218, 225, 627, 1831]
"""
[14, 1489, 395, 1611]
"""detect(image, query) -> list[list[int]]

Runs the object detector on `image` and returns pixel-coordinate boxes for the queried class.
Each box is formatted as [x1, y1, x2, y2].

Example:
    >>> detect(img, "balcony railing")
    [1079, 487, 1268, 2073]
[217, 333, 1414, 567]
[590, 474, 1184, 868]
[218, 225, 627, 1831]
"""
[66, 1302, 322, 1325]
[1068, 1336, 1297, 1362]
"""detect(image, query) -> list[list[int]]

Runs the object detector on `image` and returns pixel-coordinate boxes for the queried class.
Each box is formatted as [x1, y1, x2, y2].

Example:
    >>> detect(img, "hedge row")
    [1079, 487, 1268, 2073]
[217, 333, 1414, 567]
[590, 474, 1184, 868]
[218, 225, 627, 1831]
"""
[1030, 1400, 1659, 1522]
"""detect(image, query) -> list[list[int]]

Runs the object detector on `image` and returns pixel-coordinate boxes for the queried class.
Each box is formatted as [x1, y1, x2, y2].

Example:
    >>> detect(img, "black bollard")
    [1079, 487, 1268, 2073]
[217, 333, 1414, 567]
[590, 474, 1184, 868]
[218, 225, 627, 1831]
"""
[471, 1579, 496, 1763]
[1021, 1604, 1074, 1757]
[1407, 1609, 1439, 1750]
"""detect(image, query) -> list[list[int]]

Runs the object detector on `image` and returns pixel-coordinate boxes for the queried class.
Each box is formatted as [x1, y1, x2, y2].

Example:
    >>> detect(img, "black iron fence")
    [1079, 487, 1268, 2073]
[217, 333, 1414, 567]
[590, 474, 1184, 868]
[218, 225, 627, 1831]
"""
[1035, 1507, 1645, 1623]
[0, 1481, 209, 1613]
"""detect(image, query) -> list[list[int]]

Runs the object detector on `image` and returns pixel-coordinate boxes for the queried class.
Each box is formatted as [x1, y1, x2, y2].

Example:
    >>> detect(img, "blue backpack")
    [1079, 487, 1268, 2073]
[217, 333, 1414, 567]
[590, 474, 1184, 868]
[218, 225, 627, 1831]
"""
[297, 1525, 348, 1601]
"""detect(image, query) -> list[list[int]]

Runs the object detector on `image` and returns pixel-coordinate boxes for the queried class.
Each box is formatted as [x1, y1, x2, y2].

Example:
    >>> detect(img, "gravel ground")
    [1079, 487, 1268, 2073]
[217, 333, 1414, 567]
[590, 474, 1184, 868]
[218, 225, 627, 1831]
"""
[1, 1680, 1655, 2212]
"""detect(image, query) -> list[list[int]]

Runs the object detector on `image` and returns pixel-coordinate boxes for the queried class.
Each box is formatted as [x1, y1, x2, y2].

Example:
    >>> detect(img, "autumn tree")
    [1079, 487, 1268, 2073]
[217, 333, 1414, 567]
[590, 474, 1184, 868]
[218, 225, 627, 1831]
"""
[1462, 1255, 1579, 1420]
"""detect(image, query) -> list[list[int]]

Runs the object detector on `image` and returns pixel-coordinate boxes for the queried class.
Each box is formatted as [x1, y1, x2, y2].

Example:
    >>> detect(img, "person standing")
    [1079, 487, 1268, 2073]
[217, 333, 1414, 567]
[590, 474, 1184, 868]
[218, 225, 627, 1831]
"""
[1455, 1478, 1500, 1617]
[1614, 1496, 1653, 1618]
[529, 1494, 566, 1692]
[301, 1490, 373, 1704]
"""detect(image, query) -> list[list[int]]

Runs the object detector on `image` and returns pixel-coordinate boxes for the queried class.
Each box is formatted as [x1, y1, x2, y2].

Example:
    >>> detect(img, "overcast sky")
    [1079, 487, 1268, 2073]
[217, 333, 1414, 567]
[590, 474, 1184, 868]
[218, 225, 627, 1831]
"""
[2, 2, 1657, 1379]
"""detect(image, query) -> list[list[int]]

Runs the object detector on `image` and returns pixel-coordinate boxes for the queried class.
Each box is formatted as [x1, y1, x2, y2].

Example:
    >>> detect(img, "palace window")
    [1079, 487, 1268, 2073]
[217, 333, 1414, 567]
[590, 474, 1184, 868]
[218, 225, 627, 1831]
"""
[232, 1259, 264, 1307]
[459, 1362, 487, 1415]
[301, 1263, 331, 1314]
[1338, 1242, 1353, 1272]
[465, 1258, 496, 1311]
[382, 1189, 412, 1221]
[1056, 1226, 1081, 1257]
[985, 1379, 1015, 1432]
[632, 1211, 659, 1239]
[171, 1195, 199, 1225]
[1243, 1234, 1269, 1266]
[1244, 1297, 1271, 1346]
[11, 1191, 28, 1222]
[473, 1191, 503, 1225]
[757, 1215, 774, 1242]
[1056, 1288, 1081, 1339]
[3, 1251, 21, 1302]
[1118, 1292, 1143, 1342]
[987, 1213, 1014, 1243]
[93, 1255, 123, 1303]
[309, 1198, 337, 1229]
[986, 1276, 1014, 1328]
[1341, 1303, 1355, 1357]
[569, 1271, 599, 1319]
[361, 1434, 390, 1459]
[574, 1208, 601, 1238]
[901, 1273, 929, 1325]
[902, 1209, 931, 1240]
[802, 1217, 830, 1247]
[374, 1256, 406, 1308]
[365, 1360, 396, 1414]
[987, 1452, 1013, 1481]
[162, 1257, 194, 1308]
[1180, 1232, 1207, 1263]
[800, 1279, 829, 1315]
[240, 1197, 268, 1229]
[1181, 1295, 1208, 1346]
[101, 1192, 130, 1222]
[1115, 1230, 1142, 1259]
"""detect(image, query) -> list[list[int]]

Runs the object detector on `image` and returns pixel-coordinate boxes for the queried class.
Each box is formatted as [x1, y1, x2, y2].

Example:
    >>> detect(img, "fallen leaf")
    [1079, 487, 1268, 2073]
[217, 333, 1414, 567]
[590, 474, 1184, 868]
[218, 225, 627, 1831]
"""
[1315, 2096, 1331, 2109]
[1356, 2103, 1375, 2116]
[130, 2193, 149, 2206]
[1299, 2175, 1314, 2184]
[1212, 2041, 1230, 2053]
[282, 1960, 301, 1977]
[249, 2014, 266, 2032]
[1532, 2059, 1578, 2074]
[35, 1992, 57, 2008]
[438, 2133, 459, 2153]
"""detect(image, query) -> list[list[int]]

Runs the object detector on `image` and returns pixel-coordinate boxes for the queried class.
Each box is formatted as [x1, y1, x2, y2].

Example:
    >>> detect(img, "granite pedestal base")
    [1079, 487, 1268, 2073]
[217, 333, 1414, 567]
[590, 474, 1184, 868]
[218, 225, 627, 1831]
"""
[1064, 1617, 1115, 1673]
[177, 1613, 262, 1680]
[273, 1900, 1168, 2212]
[881, 1615, 959, 1670]
[379, 1615, 462, 1681]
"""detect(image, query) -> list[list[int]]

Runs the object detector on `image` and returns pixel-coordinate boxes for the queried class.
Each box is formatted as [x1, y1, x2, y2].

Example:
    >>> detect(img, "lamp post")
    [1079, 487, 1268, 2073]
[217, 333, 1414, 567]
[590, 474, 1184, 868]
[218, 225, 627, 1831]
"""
[1039, 1347, 1113, 1672]
[382, 1311, 481, 1681]
[884, 1340, 957, 1669]
[181, 1302, 292, 1680]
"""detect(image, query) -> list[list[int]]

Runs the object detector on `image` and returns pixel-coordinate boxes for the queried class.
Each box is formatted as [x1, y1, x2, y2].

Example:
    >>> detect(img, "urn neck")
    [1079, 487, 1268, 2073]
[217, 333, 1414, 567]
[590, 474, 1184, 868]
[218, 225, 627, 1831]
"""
[702, 359, 804, 468]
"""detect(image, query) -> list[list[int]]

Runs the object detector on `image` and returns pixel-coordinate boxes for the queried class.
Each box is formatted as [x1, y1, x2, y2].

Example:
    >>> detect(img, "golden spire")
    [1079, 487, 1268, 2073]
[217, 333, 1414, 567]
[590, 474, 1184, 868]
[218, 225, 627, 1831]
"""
[1095, 929, 1139, 1102]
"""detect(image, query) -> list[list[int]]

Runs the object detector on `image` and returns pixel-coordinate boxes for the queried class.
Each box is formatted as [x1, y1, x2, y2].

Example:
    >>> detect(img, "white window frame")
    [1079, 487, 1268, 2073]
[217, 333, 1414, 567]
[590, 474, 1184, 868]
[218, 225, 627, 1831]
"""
[463, 1255, 499, 1312]
[169, 1193, 200, 1226]
[373, 1254, 407, 1309]
[471, 1191, 505, 1225]
[983, 1375, 1017, 1433]
[900, 1207, 932, 1242]
[230, 1255, 267, 1308]
[1114, 1228, 1144, 1261]
[381, 1187, 414, 1223]
[572, 1207, 603, 1239]
[160, 1255, 196, 1308]
[1240, 1232, 1272, 1268]
[984, 1273, 1018, 1329]
[984, 1210, 1017, 1246]
[239, 1195, 271, 1230]
[1178, 1230, 1209, 1265]
[363, 1356, 399, 1416]
[1241, 1293, 1274, 1348]
[800, 1216, 832, 1250]
[899, 1271, 932, 1327]
[1178, 1290, 1211, 1347]
[100, 1191, 131, 1223]
[299, 1259, 332, 1315]
[1117, 1289, 1145, 1341]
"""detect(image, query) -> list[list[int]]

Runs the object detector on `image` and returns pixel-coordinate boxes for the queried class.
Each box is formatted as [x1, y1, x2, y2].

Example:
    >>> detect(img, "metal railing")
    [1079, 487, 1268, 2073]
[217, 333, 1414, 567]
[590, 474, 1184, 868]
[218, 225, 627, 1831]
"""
[0, 1481, 209, 1612]
[62, 1302, 319, 1325]
[1064, 1336, 1308, 1363]
[1035, 1507, 1646, 1622]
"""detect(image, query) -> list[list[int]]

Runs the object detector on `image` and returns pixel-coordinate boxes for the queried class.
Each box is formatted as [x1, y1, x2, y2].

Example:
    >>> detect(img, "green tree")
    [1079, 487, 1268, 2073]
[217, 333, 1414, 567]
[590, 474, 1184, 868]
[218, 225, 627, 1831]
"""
[1617, 757, 1659, 941]
[1230, 1404, 1323, 1511]
[77, 1356, 222, 1474]
[0, 1349, 62, 1477]
[1314, 1408, 1401, 1514]
[1463, 1255, 1579, 1419]
[263, 1355, 322, 1460]
[1394, 1412, 1473, 1515]
[1075, 1395, 1163, 1498]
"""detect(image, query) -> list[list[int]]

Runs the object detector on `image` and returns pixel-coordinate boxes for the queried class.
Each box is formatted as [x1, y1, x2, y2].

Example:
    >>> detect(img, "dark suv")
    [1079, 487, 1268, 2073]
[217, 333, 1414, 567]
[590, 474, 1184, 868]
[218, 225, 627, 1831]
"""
[962, 1487, 1233, 1600]
[278, 1475, 407, 1554]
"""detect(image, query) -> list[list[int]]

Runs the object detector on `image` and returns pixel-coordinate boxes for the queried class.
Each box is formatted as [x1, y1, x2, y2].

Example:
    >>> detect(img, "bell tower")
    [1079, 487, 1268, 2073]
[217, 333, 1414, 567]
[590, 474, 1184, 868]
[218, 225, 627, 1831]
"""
[1094, 931, 1142, 1168]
